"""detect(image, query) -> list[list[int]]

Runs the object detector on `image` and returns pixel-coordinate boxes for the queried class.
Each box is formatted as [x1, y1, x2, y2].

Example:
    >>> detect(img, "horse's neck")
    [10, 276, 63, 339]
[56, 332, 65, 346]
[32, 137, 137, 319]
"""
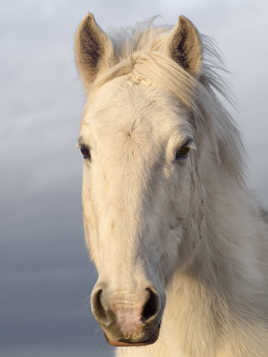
[164, 265, 268, 357]
[163, 268, 223, 357]
[163, 177, 268, 356]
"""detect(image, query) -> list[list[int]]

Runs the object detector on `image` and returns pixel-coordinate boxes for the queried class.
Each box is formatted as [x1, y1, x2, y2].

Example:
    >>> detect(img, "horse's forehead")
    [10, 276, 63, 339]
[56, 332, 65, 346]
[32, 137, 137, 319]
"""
[83, 79, 187, 143]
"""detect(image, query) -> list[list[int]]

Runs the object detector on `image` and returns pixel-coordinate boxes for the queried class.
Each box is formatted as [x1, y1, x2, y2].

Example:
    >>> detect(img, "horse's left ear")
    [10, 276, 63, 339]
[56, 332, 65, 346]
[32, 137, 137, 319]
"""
[167, 16, 202, 77]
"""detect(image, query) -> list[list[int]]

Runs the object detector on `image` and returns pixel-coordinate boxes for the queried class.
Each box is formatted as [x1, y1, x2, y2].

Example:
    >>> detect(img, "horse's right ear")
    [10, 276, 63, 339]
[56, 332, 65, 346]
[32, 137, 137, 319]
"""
[75, 13, 114, 88]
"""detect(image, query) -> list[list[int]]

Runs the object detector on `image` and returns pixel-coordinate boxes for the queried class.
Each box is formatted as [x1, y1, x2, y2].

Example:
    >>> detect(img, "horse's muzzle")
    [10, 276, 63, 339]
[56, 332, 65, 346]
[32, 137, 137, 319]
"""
[91, 285, 162, 346]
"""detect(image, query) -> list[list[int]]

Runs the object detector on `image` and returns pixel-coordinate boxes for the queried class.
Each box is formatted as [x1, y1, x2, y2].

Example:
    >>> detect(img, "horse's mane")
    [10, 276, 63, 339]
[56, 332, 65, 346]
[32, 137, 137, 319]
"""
[95, 19, 245, 185]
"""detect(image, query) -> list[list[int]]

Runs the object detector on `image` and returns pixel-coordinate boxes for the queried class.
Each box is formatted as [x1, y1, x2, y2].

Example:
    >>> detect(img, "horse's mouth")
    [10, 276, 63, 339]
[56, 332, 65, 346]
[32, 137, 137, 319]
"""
[104, 332, 159, 347]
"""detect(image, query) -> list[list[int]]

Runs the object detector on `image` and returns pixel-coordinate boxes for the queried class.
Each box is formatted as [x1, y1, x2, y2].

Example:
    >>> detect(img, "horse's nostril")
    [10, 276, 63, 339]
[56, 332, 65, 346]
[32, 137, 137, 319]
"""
[92, 289, 108, 323]
[142, 288, 160, 322]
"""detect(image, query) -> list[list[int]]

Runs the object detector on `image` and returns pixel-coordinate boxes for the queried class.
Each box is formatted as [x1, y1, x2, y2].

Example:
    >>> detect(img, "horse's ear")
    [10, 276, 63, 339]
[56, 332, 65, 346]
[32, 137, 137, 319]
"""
[167, 16, 202, 77]
[75, 13, 114, 88]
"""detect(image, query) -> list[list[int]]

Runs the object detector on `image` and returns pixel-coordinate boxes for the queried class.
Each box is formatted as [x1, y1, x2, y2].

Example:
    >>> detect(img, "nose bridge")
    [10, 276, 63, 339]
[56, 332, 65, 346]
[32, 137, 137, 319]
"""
[95, 188, 143, 284]
[99, 215, 147, 292]
[91, 152, 161, 292]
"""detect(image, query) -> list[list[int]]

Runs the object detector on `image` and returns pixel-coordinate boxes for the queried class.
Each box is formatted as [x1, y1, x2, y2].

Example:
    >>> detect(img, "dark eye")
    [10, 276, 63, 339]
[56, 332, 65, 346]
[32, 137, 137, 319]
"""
[175, 139, 193, 161]
[80, 144, 91, 160]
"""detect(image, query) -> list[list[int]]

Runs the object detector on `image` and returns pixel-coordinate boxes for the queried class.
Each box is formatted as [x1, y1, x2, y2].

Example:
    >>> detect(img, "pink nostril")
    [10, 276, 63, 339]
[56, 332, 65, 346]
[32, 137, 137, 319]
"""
[115, 307, 143, 337]
[114, 288, 160, 337]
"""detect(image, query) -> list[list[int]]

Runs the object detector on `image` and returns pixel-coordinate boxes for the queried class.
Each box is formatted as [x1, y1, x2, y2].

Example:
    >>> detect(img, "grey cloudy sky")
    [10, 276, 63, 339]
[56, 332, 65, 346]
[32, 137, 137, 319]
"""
[1, 1, 268, 356]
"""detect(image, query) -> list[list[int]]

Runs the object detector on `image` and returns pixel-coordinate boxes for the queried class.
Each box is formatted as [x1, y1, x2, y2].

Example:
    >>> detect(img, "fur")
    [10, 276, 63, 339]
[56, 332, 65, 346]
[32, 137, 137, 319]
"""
[76, 16, 268, 357]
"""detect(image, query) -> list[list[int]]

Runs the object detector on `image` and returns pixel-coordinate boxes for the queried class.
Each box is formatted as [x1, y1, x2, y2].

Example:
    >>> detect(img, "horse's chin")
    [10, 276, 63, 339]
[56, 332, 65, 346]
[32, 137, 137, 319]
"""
[104, 332, 159, 347]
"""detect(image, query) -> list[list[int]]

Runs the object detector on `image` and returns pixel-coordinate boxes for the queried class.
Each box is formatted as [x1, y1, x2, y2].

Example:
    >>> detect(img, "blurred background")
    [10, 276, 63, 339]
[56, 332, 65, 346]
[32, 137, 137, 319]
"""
[1, 1, 268, 356]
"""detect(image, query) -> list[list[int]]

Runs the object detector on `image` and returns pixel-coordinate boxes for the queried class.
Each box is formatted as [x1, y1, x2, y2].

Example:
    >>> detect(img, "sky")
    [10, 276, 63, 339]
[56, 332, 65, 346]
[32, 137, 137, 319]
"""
[1, 1, 268, 356]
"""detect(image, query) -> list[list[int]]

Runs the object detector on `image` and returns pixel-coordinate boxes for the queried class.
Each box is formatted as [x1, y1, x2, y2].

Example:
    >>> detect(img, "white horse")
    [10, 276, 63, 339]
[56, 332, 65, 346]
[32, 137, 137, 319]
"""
[75, 13, 268, 357]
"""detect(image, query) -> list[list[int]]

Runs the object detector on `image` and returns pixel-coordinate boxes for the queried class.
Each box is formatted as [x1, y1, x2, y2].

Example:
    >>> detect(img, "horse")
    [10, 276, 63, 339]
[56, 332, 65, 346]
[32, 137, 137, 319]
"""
[74, 13, 268, 357]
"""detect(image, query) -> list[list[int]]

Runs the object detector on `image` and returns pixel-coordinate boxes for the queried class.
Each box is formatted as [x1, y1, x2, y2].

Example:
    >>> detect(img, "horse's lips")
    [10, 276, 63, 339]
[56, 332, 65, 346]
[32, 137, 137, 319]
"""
[104, 332, 159, 347]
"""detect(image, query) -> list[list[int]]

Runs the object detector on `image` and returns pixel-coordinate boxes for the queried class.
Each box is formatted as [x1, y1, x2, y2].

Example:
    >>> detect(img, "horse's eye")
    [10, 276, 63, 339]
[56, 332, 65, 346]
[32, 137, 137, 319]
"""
[80, 144, 91, 160]
[175, 139, 193, 161]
